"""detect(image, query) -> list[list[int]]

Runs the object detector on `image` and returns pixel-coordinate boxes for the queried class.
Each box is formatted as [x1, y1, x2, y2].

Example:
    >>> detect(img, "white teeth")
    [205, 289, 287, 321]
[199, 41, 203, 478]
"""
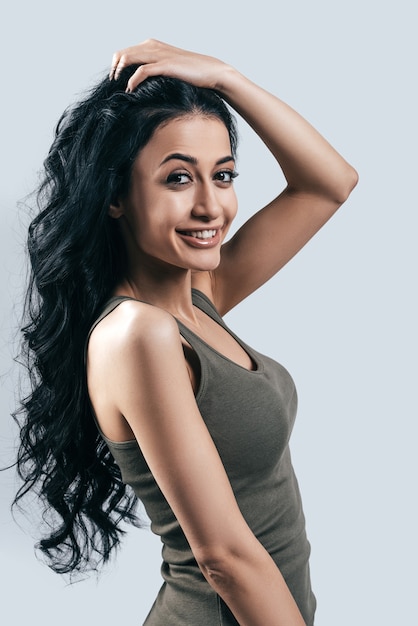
[183, 229, 217, 239]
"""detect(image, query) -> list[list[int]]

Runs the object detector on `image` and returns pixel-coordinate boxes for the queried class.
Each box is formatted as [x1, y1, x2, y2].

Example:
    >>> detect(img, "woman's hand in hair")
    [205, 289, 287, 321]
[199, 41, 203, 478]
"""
[110, 39, 235, 93]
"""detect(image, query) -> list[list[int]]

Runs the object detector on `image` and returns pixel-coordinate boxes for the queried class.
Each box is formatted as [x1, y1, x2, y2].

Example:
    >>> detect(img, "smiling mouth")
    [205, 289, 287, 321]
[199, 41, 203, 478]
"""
[179, 229, 218, 240]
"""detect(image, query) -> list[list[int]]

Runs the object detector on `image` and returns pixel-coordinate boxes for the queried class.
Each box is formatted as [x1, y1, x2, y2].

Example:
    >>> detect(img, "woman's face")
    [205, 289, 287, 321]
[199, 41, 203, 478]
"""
[113, 115, 238, 274]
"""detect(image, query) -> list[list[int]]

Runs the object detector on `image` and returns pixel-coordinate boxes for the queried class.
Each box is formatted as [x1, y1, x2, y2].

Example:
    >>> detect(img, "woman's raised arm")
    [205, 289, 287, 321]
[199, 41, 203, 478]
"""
[212, 70, 358, 312]
[110, 39, 358, 314]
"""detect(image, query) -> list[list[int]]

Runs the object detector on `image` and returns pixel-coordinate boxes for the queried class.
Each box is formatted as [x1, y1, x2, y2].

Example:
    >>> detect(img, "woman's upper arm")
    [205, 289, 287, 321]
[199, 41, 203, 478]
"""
[101, 303, 252, 561]
[210, 187, 346, 315]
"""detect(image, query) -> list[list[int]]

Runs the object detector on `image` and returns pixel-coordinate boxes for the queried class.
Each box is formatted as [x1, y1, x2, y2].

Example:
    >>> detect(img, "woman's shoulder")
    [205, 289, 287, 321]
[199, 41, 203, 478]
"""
[88, 297, 180, 366]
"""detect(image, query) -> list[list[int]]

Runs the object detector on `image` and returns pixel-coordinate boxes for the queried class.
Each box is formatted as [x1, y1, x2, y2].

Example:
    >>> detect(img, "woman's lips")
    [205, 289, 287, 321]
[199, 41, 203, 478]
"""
[176, 228, 221, 247]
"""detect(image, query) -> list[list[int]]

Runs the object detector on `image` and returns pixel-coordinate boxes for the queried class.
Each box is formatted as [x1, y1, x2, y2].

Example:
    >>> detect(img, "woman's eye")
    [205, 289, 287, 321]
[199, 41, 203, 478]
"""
[166, 172, 191, 185]
[215, 170, 239, 183]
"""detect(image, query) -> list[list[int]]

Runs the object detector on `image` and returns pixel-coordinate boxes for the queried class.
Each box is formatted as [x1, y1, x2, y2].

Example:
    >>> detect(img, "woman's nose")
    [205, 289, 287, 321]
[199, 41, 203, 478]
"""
[191, 183, 222, 220]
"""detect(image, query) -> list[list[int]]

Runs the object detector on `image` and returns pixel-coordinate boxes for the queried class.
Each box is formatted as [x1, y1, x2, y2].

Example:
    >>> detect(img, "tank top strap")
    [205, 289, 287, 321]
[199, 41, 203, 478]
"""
[191, 288, 224, 325]
[86, 296, 138, 347]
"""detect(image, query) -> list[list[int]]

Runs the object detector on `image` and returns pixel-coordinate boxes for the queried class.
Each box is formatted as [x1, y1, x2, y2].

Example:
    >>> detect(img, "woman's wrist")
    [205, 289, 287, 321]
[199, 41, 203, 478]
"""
[212, 63, 242, 94]
[215, 66, 257, 107]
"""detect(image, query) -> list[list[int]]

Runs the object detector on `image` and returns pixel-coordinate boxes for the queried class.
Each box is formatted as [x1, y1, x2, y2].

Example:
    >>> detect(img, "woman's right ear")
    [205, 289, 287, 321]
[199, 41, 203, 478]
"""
[108, 200, 125, 219]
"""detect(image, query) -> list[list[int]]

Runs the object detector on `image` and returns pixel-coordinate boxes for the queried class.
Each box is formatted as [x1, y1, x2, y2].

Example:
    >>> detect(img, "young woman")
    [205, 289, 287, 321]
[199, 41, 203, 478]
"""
[15, 40, 358, 625]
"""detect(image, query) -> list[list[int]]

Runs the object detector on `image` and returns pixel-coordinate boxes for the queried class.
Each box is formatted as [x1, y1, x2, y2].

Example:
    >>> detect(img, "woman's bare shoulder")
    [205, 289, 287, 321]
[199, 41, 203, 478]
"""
[88, 299, 180, 365]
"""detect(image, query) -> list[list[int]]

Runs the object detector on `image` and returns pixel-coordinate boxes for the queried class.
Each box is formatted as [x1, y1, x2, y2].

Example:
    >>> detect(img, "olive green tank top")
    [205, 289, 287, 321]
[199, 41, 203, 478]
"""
[89, 289, 316, 625]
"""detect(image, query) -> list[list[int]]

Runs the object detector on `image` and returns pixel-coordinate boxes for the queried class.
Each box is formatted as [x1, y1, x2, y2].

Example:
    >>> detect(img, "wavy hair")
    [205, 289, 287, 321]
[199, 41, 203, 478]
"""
[13, 66, 238, 575]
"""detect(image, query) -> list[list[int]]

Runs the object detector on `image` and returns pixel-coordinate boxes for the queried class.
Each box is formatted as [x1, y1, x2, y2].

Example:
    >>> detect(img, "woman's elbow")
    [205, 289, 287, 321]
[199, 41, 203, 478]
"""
[334, 164, 359, 205]
[194, 540, 257, 595]
[196, 548, 240, 592]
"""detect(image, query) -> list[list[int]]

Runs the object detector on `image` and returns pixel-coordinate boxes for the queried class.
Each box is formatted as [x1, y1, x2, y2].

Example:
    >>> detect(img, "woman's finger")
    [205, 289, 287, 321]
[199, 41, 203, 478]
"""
[126, 63, 166, 92]
[109, 52, 118, 80]
[113, 53, 131, 81]
[109, 40, 161, 81]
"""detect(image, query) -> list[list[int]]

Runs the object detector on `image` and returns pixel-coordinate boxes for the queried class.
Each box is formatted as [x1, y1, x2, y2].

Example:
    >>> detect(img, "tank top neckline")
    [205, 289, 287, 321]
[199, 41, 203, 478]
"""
[89, 289, 263, 448]
[102, 289, 264, 376]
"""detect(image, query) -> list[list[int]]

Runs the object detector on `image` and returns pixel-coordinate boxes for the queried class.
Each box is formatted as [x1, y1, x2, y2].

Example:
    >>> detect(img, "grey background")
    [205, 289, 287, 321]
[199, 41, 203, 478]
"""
[1, 1, 416, 624]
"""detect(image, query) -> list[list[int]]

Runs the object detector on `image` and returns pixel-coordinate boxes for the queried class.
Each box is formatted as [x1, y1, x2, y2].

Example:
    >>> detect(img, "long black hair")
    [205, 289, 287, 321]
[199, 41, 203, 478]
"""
[13, 65, 238, 575]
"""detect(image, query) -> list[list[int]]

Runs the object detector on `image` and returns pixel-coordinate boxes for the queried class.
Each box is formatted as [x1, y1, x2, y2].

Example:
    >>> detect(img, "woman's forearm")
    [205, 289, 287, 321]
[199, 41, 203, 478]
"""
[218, 66, 358, 202]
[197, 536, 307, 626]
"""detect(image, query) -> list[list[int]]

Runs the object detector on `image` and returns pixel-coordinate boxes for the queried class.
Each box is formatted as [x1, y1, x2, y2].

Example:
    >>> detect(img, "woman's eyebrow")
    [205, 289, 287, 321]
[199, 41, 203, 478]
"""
[159, 153, 234, 166]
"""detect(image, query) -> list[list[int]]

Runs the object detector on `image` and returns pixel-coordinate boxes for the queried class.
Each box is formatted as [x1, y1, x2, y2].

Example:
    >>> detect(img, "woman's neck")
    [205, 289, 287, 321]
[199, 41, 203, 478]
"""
[113, 266, 199, 323]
